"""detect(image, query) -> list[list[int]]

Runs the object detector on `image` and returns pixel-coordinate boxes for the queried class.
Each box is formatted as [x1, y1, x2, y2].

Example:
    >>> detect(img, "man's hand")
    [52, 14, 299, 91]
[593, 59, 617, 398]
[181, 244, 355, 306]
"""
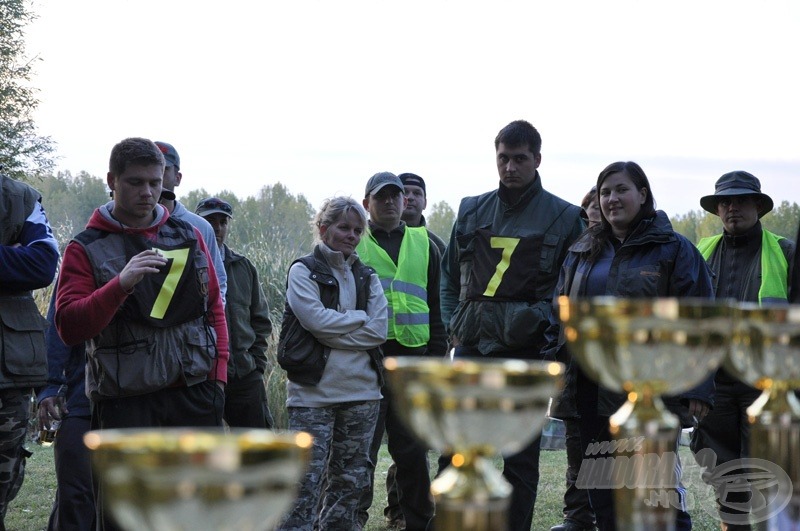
[119, 249, 168, 292]
[687, 399, 710, 425]
[37, 396, 67, 431]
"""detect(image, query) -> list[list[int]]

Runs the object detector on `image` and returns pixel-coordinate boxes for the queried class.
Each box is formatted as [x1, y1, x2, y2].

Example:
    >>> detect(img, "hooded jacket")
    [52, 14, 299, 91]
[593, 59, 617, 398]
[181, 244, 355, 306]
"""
[55, 203, 229, 397]
[545, 210, 715, 419]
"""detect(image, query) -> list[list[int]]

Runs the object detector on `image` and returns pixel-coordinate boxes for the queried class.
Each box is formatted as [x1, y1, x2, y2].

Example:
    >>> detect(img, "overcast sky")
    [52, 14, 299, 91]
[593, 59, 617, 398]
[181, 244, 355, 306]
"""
[24, 0, 800, 217]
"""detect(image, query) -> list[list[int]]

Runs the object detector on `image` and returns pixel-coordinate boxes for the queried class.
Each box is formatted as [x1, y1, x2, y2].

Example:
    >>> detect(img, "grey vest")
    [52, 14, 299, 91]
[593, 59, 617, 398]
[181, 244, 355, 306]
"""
[73, 217, 218, 399]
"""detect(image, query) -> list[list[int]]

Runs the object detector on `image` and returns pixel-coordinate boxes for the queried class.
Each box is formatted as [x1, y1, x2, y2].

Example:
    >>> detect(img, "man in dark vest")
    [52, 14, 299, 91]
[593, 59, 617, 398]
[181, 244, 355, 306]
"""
[54, 138, 229, 530]
[0, 171, 59, 529]
[441, 120, 584, 531]
[691, 171, 794, 530]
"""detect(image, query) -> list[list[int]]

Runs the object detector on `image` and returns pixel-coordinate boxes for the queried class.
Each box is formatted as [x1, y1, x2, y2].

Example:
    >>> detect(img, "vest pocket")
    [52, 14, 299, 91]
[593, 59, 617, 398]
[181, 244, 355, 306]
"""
[181, 325, 216, 385]
[0, 298, 47, 377]
[90, 337, 179, 397]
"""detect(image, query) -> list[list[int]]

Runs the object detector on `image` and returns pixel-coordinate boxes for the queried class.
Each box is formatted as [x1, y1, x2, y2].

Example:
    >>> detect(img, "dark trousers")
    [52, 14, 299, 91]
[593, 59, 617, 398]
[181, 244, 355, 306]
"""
[561, 417, 595, 528]
[503, 435, 542, 531]
[359, 387, 434, 531]
[92, 381, 225, 531]
[223, 371, 273, 428]
[48, 415, 94, 531]
[691, 370, 761, 525]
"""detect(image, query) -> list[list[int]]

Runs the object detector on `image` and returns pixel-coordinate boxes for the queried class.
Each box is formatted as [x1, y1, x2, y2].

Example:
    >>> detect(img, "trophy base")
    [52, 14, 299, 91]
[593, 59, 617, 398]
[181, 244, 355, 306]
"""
[433, 499, 509, 531]
[431, 455, 512, 531]
[749, 403, 800, 529]
[610, 403, 682, 531]
[753, 494, 800, 530]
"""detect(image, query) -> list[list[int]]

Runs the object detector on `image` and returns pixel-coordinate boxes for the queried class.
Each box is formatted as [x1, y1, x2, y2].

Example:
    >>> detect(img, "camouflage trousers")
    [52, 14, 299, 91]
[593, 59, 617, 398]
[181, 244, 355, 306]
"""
[0, 389, 32, 528]
[278, 400, 379, 531]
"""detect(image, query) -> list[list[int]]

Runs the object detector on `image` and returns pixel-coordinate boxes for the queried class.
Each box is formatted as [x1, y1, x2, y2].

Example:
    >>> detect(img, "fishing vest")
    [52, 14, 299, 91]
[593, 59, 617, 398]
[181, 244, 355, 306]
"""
[357, 226, 430, 347]
[698, 230, 789, 304]
[73, 217, 218, 399]
[0, 175, 48, 389]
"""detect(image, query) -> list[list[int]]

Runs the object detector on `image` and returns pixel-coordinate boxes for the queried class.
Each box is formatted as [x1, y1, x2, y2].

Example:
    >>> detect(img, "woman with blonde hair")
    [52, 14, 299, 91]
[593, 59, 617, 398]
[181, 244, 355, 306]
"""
[277, 196, 387, 530]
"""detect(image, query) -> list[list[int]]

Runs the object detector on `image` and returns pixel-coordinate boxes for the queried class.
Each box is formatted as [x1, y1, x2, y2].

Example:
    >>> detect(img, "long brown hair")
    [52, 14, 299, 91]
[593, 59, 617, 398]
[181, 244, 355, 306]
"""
[587, 161, 657, 262]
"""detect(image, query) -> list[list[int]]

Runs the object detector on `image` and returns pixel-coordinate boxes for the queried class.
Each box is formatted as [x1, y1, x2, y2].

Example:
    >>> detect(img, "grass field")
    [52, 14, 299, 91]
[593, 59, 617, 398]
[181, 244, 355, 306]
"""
[6, 438, 726, 530]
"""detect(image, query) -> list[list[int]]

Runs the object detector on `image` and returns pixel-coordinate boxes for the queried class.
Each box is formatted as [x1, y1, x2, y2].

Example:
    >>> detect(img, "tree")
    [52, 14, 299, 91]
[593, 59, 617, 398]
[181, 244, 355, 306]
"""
[0, 0, 55, 180]
[427, 200, 455, 243]
[179, 183, 315, 320]
[35, 171, 108, 250]
[762, 200, 800, 240]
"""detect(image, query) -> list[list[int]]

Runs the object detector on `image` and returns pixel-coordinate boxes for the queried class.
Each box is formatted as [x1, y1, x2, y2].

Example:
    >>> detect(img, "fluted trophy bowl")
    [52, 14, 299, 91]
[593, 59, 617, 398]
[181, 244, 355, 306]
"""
[384, 356, 564, 531]
[84, 428, 312, 531]
[724, 303, 800, 528]
[558, 296, 731, 530]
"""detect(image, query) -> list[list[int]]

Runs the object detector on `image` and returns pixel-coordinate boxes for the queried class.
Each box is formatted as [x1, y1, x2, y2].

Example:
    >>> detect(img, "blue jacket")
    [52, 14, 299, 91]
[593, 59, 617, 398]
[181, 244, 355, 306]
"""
[545, 211, 715, 420]
[37, 289, 90, 418]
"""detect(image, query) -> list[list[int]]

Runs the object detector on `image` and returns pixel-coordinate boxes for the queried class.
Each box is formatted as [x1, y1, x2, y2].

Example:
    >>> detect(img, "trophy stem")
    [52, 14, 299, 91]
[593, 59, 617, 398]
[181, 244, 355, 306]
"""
[430, 451, 512, 531]
[748, 383, 800, 529]
[609, 393, 681, 531]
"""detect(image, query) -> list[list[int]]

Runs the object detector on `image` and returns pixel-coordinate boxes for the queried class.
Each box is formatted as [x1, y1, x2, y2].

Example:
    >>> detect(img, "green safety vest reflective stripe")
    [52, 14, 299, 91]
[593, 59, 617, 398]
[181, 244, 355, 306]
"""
[356, 226, 430, 347]
[697, 230, 789, 304]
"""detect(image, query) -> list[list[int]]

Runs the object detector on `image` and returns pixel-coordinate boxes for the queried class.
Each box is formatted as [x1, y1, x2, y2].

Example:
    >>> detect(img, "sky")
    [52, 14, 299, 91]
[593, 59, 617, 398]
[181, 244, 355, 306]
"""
[23, 0, 800, 218]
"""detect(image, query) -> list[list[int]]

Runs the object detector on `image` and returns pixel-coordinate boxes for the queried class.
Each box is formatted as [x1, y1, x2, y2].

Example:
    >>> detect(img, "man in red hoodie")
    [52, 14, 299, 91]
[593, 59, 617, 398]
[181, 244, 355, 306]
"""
[55, 137, 229, 432]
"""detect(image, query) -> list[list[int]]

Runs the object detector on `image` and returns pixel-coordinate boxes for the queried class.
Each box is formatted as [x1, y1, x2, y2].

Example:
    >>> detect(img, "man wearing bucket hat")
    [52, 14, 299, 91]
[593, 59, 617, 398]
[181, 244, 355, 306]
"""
[196, 198, 274, 429]
[692, 170, 795, 530]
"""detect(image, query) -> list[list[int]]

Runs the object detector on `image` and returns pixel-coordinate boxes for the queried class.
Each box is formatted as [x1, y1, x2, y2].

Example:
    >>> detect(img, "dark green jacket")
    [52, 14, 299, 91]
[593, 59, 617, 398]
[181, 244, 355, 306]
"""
[0, 175, 56, 390]
[441, 174, 584, 356]
[223, 244, 272, 381]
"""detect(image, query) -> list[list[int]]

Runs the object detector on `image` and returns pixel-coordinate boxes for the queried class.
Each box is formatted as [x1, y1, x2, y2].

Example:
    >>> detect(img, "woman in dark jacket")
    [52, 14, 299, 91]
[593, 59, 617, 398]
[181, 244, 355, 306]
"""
[545, 161, 715, 531]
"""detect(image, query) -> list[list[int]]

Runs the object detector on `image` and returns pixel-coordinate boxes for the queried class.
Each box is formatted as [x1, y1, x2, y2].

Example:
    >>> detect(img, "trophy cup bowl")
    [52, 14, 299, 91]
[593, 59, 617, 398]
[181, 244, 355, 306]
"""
[383, 356, 564, 531]
[557, 296, 731, 530]
[724, 303, 800, 527]
[84, 428, 312, 531]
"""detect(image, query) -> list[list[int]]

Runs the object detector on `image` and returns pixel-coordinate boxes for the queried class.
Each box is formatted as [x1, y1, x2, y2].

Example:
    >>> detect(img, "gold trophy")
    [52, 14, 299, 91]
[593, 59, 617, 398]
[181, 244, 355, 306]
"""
[724, 303, 800, 528]
[383, 356, 564, 531]
[84, 428, 312, 531]
[557, 297, 731, 530]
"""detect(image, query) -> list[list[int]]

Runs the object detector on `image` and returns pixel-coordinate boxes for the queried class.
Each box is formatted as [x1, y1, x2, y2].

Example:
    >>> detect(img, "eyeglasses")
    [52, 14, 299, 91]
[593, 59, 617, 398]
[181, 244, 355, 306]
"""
[197, 198, 233, 215]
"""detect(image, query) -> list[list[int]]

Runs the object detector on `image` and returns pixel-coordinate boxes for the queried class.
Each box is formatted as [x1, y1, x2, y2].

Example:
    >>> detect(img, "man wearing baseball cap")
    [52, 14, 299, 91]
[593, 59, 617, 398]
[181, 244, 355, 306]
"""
[154, 141, 227, 302]
[692, 170, 795, 529]
[196, 198, 274, 429]
[355, 172, 446, 531]
[398, 173, 446, 255]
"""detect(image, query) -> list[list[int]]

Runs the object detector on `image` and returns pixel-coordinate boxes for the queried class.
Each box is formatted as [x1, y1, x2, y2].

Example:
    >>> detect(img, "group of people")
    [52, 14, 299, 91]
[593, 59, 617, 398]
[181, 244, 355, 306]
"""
[275, 120, 797, 531]
[0, 120, 794, 531]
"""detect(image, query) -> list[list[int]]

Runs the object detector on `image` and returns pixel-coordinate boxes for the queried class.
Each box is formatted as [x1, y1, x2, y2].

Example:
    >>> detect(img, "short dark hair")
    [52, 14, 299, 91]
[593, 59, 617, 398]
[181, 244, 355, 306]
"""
[494, 120, 542, 155]
[109, 138, 165, 176]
